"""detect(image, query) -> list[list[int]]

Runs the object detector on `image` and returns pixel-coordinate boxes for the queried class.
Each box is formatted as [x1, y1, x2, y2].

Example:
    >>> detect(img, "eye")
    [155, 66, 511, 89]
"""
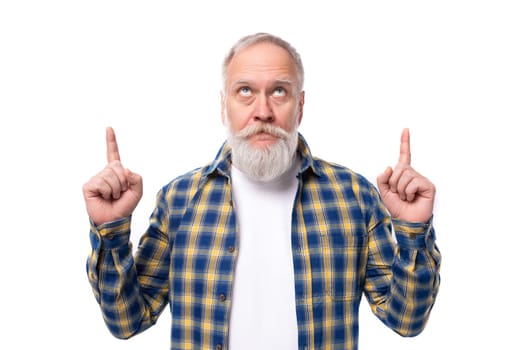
[239, 86, 251, 97]
[273, 87, 286, 97]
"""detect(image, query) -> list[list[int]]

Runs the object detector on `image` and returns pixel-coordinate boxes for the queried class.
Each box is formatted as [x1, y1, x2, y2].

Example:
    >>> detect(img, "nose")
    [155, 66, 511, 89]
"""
[253, 95, 274, 123]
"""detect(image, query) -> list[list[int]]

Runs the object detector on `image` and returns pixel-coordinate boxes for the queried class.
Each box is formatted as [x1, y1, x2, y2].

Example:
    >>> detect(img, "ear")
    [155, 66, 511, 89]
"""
[220, 91, 226, 124]
[297, 91, 305, 125]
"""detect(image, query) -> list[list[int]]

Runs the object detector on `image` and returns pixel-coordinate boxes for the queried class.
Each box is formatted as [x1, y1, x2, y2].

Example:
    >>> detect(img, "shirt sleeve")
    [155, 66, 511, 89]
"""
[364, 212, 441, 337]
[86, 195, 171, 339]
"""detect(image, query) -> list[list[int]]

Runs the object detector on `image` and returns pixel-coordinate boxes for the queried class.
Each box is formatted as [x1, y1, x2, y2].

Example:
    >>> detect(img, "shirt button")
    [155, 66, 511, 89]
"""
[219, 294, 226, 302]
[216, 344, 223, 350]
[228, 246, 235, 253]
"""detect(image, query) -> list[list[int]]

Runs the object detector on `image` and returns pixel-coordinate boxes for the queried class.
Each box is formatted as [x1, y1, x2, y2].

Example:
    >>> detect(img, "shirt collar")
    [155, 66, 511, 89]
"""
[202, 133, 321, 179]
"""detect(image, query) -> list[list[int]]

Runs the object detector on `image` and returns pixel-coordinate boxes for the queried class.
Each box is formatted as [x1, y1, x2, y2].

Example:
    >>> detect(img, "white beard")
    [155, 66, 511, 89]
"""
[225, 118, 299, 182]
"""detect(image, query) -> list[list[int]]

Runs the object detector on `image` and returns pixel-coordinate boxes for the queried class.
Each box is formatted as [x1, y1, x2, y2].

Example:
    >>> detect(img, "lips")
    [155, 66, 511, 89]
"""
[251, 132, 278, 141]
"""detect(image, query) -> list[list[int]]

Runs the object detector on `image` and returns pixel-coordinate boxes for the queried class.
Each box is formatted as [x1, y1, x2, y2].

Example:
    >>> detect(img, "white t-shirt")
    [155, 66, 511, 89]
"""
[228, 159, 300, 350]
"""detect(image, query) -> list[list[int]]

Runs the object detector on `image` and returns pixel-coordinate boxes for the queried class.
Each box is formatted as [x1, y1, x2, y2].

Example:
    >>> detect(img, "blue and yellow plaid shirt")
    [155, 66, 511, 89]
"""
[87, 134, 440, 350]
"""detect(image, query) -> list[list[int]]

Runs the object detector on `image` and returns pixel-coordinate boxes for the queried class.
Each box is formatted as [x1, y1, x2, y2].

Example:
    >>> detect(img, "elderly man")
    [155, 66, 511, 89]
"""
[84, 32, 440, 350]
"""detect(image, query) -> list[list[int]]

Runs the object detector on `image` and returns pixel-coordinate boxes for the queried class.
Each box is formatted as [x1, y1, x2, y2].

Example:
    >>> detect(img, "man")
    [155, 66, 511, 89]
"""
[84, 32, 440, 350]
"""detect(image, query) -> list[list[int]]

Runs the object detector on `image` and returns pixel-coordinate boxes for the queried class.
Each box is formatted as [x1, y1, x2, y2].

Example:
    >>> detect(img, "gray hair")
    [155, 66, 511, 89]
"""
[222, 32, 304, 91]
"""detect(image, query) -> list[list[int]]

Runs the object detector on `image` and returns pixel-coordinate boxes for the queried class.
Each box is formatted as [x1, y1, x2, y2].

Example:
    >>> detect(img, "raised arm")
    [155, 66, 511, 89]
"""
[367, 128, 440, 336]
[85, 128, 169, 339]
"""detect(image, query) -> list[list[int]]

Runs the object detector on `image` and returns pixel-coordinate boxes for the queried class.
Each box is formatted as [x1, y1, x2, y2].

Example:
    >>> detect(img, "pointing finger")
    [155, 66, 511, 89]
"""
[106, 127, 121, 163]
[399, 128, 411, 165]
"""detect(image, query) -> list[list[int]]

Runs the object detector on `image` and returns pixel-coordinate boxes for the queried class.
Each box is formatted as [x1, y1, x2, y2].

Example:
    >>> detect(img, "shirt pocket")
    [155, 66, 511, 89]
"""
[321, 228, 367, 301]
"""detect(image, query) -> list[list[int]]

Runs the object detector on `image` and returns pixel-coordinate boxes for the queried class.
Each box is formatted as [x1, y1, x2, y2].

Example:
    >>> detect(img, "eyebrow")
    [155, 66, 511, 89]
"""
[274, 79, 294, 86]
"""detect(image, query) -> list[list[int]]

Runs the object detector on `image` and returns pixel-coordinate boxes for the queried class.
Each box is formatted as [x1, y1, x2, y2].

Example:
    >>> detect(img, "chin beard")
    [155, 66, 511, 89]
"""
[225, 119, 298, 182]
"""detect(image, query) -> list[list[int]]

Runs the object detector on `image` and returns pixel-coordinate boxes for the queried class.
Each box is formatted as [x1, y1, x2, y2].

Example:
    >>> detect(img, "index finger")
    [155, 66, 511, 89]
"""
[106, 126, 121, 163]
[398, 128, 411, 165]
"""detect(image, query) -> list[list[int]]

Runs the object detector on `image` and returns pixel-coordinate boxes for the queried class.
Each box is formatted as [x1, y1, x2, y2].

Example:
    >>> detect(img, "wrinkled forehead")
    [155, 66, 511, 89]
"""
[224, 43, 300, 88]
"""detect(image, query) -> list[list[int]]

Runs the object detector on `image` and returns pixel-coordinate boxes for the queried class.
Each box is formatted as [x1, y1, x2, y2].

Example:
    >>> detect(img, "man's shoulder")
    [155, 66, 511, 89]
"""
[158, 142, 231, 199]
[163, 164, 211, 191]
[312, 157, 372, 186]
[309, 157, 383, 208]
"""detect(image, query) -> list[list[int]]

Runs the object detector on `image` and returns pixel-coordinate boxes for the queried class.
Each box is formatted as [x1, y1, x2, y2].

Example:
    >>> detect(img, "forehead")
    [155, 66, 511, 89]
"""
[225, 42, 298, 85]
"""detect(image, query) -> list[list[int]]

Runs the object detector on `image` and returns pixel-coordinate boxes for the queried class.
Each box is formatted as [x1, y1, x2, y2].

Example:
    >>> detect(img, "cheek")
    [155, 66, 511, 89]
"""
[275, 105, 301, 130]
[224, 101, 249, 131]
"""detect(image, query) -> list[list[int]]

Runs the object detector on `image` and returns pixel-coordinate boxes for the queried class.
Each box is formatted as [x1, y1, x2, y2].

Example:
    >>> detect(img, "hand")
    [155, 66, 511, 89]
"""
[82, 127, 143, 226]
[376, 128, 435, 223]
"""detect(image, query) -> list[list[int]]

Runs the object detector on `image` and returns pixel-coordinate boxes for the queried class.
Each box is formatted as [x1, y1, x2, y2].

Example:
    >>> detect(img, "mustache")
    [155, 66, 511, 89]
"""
[235, 123, 289, 139]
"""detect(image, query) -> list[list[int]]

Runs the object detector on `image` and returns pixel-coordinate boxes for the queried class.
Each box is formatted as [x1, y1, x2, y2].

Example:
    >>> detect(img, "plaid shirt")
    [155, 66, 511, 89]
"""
[87, 134, 441, 350]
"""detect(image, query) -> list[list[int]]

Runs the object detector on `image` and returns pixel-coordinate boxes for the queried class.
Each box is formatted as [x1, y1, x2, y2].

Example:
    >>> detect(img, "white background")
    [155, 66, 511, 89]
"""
[1, 1, 524, 349]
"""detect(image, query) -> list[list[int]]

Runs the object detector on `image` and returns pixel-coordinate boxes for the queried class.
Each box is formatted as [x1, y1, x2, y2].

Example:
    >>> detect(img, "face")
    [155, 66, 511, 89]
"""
[221, 42, 305, 149]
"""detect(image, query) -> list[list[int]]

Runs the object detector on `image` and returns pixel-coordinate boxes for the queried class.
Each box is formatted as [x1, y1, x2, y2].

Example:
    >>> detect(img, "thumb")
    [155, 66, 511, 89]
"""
[376, 166, 393, 194]
[125, 169, 143, 189]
